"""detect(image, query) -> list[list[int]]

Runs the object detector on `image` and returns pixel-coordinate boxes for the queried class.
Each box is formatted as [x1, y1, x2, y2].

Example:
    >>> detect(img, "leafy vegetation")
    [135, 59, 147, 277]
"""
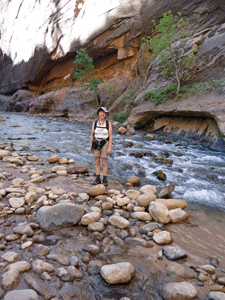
[73, 48, 102, 101]
[111, 112, 130, 123]
[142, 10, 198, 94]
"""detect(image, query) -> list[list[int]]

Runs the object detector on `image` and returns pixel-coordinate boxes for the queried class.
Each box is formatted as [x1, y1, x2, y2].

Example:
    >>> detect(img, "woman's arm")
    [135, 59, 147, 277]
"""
[90, 122, 95, 153]
[107, 122, 113, 155]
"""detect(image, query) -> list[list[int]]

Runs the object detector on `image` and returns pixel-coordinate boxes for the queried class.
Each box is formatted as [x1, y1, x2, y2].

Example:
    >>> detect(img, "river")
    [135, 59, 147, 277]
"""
[1, 112, 225, 218]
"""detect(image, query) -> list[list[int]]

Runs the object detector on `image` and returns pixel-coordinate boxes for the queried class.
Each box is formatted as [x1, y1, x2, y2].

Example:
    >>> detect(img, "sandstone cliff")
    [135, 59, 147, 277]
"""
[0, 0, 225, 148]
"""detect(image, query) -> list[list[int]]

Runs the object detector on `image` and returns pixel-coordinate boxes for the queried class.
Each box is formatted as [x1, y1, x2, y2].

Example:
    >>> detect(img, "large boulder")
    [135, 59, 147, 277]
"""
[148, 202, 171, 224]
[36, 203, 84, 231]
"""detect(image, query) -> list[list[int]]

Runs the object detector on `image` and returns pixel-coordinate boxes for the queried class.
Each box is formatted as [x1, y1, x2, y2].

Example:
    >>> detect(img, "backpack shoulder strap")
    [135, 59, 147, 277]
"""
[106, 120, 109, 130]
[94, 120, 98, 130]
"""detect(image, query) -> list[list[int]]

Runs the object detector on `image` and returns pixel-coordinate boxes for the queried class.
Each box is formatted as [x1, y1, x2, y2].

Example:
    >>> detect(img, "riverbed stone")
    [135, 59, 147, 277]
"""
[28, 186, 46, 194]
[2, 251, 20, 263]
[157, 184, 175, 198]
[153, 231, 173, 245]
[21, 241, 33, 249]
[131, 212, 152, 222]
[37, 203, 84, 231]
[118, 127, 127, 135]
[169, 208, 189, 223]
[6, 233, 20, 242]
[208, 292, 225, 300]
[160, 281, 198, 300]
[33, 244, 49, 257]
[88, 184, 106, 197]
[49, 155, 59, 163]
[7, 261, 31, 272]
[81, 212, 100, 225]
[23, 272, 54, 298]
[25, 191, 37, 204]
[136, 193, 156, 207]
[139, 185, 157, 195]
[82, 244, 101, 255]
[126, 176, 140, 187]
[125, 237, 152, 248]
[4, 289, 39, 300]
[87, 222, 105, 232]
[2, 270, 20, 290]
[116, 196, 130, 206]
[13, 224, 34, 236]
[52, 165, 67, 172]
[149, 202, 171, 224]
[156, 198, 188, 209]
[9, 197, 25, 208]
[47, 253, 70, 265]
[12, 178, 24, 186]
[165, 262, 196, 279]
[101, 262, 135, 284]
[32, 259, 54, 275]
[3, 156, 24, 165]
[162, 246, 187, 260]
[0, 150, 11, 159]
[139, 222, 163, 234]
[124, 189, 140, 200]
[109, 215, 130, 229]
[67, 266, 84, 279]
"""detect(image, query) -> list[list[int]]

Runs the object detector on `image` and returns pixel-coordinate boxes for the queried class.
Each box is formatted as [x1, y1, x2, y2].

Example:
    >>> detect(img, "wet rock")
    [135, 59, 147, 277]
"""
[166, 262, 196, 279]
[199, 265, 216, 274]
[81, 212, 100, 225]
[88, 184, 105, 197]
[136, 193, 156, 207]
[139, 222, 163, 234]
[149, 202, 171, 224]
[160, 281, 198, 300]
[4, 289, 38, 300]
[131, 212, 152, 222]
[118, 127, 127, 135]
[125, 237, 153, 248]
[155, 198, 188, 209]
[101, 262, 135, 284]
[32, 259, 54, 275]
[153, 231, 173, 245]
[69, 256, 79, 267]
[163, 246, 187, 261]
[23, 272, 55, 298]
[169, 208, 189, 223]
[109, 215, 130, 229]
[2, 251, 20, 263]
[47, 253, 70, 265]
[7, 261, 31, 273]
[208, 292, 225, 300]
[157, 184, 175, 198]
[81, 251, 91, 263]
[8, 197, 25, 208]
[153, 170, 166, 181]
[2, 270, 20, 290]
[139, 185, 157, 195]
[37, 203, 84, 231]
[126, 176, 140, 187]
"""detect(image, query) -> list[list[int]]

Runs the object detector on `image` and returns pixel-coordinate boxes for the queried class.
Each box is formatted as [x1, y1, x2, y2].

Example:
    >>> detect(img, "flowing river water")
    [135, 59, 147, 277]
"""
[1, 112, 225, 219]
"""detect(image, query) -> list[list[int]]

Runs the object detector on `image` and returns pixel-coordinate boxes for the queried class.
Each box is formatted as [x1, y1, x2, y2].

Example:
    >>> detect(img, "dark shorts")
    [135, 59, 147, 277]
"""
[93, 141, 109, 159]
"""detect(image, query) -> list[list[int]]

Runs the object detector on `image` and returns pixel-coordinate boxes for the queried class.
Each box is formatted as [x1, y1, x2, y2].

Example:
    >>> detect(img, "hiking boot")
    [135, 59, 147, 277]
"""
[103, 176, 108, 186]
[92, 176, 101, 185]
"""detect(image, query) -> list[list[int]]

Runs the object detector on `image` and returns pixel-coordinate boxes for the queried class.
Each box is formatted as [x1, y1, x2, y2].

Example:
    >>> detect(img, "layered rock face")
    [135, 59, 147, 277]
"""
[0, 0, 225, 146]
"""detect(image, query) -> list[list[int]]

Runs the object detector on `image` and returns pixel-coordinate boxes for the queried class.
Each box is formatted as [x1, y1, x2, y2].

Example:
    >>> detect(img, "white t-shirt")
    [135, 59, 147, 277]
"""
[94, 121, 109, 140]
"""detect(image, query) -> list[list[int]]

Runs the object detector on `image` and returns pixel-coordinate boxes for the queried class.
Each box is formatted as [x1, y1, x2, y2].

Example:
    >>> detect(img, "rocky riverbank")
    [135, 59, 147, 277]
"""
[0, 142, 225, 300]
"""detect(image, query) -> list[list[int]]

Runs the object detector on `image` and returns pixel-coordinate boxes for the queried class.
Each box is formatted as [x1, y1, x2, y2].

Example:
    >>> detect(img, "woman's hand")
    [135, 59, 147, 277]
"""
[90, 147, 93, 154]
[107, 148, 111, 155]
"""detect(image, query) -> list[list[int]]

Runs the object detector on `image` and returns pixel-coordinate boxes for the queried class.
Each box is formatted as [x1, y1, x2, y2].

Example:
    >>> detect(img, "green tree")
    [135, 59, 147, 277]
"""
[73, 48, 102, 104]
[142, 11, 197, 94]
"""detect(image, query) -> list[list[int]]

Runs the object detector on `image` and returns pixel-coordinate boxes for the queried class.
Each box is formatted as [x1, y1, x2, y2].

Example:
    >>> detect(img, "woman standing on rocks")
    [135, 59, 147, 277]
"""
[90, 107, 113, 186]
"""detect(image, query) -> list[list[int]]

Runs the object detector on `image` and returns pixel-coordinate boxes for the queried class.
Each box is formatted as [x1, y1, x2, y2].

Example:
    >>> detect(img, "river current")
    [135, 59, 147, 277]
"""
[1, 112, 225, 215]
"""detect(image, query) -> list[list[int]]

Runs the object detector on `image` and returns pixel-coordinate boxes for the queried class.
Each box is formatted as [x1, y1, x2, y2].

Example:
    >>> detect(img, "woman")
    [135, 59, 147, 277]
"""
[90, 107, 112, 186]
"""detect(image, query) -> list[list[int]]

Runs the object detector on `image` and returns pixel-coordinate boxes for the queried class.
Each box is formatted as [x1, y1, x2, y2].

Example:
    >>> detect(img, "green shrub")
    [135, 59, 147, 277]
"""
[112, 112, 130, 123]
[144, 84, 177, 105]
